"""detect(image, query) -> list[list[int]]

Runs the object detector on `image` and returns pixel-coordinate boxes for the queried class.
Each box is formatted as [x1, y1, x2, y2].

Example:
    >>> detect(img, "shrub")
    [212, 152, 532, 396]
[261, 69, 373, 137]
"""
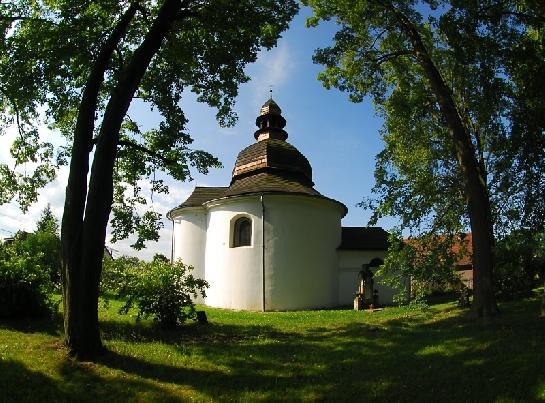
[0, 242, 56, 318]
[13, 232, 62, 288]
[118, 259, 208, 328]
[495, 230, 543, 300]
[101, 255, 141, 296]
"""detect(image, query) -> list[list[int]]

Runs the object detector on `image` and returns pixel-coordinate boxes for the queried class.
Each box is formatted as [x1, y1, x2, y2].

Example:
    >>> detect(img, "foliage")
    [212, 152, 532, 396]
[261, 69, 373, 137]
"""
[0, 241, 55, 318]
[11, 231, 62, 287]
[1, 0, 298, 355]
[152, 253, 169, 263]
[377, 232, 463, 302]
[7, 205, 63, 287]
[0, 0, 299, 248]
[304, 0, 544, 235]
[36, 204, 59, 235]
[304, 0, 544, 309]
[494, 230, 544, 300]
[100, 255, 141, 296]
[117, 259, 208, 328]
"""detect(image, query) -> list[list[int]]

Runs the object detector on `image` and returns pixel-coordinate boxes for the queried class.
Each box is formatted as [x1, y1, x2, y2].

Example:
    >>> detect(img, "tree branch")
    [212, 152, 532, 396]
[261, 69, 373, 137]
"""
[0, 16, 53, 24]
[118, 139, 177, 166]
[373, 50, 413, 65]
[369, 28, 388, 50]
[0, 84, 27, 152]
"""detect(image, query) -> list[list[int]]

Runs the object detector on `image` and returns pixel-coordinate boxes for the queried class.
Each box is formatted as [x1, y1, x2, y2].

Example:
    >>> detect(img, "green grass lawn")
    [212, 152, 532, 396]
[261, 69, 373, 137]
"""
[1, 297, 544, 402]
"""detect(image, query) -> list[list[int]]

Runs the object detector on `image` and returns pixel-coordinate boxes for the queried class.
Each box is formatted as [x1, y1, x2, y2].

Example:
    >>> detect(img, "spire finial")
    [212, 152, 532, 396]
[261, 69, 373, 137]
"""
[269, 85, 273, 100]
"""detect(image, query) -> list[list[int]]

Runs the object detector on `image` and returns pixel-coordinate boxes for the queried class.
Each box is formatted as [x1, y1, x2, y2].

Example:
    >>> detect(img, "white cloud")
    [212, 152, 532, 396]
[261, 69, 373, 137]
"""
[0, 133, 191, 260]
[247, 42, 295, 106]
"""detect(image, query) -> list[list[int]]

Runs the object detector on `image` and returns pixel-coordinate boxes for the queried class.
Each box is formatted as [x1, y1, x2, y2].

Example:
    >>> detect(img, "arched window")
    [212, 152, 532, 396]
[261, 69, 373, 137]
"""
[233, 217, 252, 247]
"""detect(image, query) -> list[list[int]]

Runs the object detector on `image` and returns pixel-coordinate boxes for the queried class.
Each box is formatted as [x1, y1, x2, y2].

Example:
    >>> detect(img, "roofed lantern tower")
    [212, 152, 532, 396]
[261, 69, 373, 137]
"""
[228, 97, 316, 195]
[254, 97, 288, 141]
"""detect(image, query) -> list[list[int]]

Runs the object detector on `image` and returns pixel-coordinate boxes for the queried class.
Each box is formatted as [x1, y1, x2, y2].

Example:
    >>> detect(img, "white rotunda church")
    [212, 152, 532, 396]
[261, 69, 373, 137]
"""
[168, 98, 399, 311]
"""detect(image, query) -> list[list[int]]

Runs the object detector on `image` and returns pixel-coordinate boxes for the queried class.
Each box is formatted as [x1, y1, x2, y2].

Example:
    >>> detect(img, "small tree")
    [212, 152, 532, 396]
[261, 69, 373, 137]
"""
[14, 231, 62, 287]
[36, 204, 59, 235]
[0, 240, 56, 318]
[118, 259, 208, 329]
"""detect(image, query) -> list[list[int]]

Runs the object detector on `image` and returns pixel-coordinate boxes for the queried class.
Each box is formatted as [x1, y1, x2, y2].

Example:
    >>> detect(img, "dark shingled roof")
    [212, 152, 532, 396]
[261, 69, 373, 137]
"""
[232, 139, 312, 185]
[339, 227, 390, 250]
[225, 171, 320, 197]
[174, 186, 227, 208]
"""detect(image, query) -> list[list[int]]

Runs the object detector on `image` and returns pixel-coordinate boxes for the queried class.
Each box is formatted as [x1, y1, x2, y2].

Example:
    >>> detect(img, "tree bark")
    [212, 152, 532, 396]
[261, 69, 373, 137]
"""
[61, 3, 139, 358]
[393, 10, 499, 317]
[541, 273, 545, 318]
[65, 0, 184, 359]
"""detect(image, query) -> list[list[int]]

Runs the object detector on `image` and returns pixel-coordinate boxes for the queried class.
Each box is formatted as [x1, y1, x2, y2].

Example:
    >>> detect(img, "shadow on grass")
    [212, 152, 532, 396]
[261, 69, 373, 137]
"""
[1, 298, 544, 401]
[0, 310, 63, 337]
[93, 298, 545, 401]
[0, 359, 65, 403]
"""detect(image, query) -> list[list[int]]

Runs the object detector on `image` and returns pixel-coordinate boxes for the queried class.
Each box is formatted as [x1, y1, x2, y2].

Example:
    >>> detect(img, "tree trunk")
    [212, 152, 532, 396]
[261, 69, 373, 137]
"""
[541, 273, 545, 318]
[61, 4, 139, 358]
[63, 0, 184, 359]
[394, 10, 499, 317]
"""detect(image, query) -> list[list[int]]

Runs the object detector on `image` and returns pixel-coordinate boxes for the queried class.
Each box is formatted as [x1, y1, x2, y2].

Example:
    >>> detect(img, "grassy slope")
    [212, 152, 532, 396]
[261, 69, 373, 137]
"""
[0, 298, 544, 402]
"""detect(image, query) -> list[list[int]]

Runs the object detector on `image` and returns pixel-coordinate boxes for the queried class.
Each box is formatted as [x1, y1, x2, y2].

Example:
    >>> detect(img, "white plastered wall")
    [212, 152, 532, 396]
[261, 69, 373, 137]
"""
[171, 207, 207, 304]
[337, 250, 399, 306]
[204, 196, 264, 310]
[264, 195, 343, 310]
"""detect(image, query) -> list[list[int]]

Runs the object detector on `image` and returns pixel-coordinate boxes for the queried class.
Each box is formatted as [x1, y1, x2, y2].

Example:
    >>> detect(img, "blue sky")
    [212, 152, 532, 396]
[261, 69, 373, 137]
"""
[0, 6, 393, 259]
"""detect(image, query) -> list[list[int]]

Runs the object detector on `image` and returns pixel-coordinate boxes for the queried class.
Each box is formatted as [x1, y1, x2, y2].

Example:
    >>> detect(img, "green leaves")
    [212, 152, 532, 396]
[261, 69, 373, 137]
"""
[307, 1, 545, 304]
[106, 258, 209, 328]
[1, 0, 298, 249]
[308, 0, 545, 238]
[0, 235, 58, 318]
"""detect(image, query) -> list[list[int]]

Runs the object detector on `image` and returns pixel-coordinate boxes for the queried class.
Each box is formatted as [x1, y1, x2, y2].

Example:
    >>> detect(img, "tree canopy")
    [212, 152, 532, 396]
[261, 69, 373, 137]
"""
[1, 0, 298, 247]
[1, 0, 298, 357]
[305, 0, 544, 313]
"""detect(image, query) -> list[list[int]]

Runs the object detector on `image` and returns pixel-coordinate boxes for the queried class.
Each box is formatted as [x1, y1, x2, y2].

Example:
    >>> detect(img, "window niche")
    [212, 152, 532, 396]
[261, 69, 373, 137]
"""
[232, 216, 252, 247]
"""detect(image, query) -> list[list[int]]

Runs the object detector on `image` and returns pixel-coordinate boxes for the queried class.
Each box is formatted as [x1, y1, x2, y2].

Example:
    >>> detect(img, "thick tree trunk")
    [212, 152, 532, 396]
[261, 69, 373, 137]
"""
[395, 11, 499, 317]
[61, 4, 139, 358]
[65, 0, 183, 359]
[541, 277, 545, 317]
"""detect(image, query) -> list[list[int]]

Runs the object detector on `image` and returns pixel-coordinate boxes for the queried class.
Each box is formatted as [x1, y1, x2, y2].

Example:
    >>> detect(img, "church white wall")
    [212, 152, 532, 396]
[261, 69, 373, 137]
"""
[337, 250, 398, 306]
[264, 195, 343, 310]
[171, 208, 207, 304]
[204, 197, 264, 310]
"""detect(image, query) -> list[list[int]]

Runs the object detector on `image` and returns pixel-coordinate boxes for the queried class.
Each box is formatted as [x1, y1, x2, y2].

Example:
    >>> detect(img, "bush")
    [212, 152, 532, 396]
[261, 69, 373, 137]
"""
[117, 259, 208, 328]
[0, 242, 56, 318]
[13, 232, 61, 288]
[101, 255, 141, 296]
[495, 230, 543, 300]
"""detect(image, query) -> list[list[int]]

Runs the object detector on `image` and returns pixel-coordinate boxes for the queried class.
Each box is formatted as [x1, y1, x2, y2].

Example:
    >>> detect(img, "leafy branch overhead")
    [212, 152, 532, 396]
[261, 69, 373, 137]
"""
[1, 0, 298, 358]
[305, 0, 544, 237]
[0, 0, 298, 246]
[305, 0, 544, 317]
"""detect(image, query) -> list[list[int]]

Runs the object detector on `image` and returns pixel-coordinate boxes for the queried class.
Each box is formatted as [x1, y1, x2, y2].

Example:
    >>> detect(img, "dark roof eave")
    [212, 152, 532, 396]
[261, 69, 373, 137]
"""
[166, 204, 205, 220]
[337, 245, 389, 251]
[202, 191, 348, 217]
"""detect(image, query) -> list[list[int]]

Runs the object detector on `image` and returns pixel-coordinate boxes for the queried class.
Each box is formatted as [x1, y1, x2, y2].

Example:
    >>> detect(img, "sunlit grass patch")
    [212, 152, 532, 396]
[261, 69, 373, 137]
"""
[1, 297, 544, 402]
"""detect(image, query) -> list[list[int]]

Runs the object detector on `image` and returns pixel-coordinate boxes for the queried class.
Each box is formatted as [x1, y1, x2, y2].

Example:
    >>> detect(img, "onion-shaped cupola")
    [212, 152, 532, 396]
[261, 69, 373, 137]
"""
[229, 98, 314, 193]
